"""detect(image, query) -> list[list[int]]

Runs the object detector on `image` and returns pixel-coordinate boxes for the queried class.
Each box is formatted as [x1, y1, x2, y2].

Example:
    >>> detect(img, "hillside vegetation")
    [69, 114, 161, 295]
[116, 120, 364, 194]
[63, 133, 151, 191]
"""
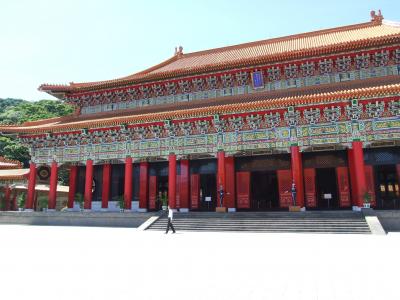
[0, 98, 74, 166]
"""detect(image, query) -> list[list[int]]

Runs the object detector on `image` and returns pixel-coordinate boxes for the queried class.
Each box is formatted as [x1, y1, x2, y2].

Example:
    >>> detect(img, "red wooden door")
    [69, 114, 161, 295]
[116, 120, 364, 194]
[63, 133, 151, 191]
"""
[303, 168, 316, 208]
[236, 172, 250, 209]
[277, 169, 292, 208]
[336, 167, 351, 207]
[190, 174, 200, 209]
[364, 165, 376, 207]
[148, 176, 157, 210]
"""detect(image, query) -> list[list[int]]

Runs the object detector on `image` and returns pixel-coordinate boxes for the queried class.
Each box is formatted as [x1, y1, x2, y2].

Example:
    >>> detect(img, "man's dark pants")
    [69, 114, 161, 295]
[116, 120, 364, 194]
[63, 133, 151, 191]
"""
[165, 217, 176, 233]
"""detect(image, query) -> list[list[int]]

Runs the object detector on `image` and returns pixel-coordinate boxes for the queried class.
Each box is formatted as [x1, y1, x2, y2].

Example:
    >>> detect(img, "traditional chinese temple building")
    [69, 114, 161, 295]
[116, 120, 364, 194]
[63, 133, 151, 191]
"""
[1, 11, 400, 212]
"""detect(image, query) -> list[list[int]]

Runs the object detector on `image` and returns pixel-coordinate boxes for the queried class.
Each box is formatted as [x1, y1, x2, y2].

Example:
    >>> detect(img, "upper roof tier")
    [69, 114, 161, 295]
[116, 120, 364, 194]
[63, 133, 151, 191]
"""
[39, 12, 400, 95]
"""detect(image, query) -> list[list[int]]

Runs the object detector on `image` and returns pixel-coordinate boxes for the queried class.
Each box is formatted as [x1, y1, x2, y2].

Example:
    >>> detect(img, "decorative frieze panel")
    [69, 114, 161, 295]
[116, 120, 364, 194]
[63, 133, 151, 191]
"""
[345, 101, 363, 121]
[355, 53, 370, 69]
[319, 59, 333, 75]
[303, 108, 321, 125]
[366, 101, 385, 118]
[389, 100, 400, 116]
[284, 107, 300, 127]
[336, 56, 351, 72]
[323, 106, 341, 123]
[246, 114, 262, 130]
[265, 112, 281, 128]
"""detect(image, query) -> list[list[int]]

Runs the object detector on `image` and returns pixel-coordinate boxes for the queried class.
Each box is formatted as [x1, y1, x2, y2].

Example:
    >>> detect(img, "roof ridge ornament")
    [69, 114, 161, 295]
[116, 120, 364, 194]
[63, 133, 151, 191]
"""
[370, 10, 384, 23]
[174, 45, 183, 57]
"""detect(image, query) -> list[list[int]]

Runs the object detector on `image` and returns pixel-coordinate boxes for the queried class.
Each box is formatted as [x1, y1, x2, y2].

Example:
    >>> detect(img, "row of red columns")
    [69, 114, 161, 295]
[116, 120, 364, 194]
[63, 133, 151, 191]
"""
[25, 141, 369, 211]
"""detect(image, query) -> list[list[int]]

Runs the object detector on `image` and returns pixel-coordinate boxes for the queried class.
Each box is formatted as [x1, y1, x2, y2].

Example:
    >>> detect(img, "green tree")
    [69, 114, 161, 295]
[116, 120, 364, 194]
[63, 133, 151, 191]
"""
[0, 98, 74, 166]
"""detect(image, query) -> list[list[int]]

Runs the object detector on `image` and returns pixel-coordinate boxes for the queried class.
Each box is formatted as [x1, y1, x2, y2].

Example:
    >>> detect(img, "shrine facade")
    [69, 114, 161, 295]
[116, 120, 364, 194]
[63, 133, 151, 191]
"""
[1, 11, 400, 212]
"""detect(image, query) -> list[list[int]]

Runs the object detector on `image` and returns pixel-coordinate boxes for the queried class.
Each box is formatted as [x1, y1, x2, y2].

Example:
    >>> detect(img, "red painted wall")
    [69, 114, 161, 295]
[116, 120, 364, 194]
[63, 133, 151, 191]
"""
[148, 175, 157, 210]
[139, 162, 149, 210]
[225, 157, 236, 208]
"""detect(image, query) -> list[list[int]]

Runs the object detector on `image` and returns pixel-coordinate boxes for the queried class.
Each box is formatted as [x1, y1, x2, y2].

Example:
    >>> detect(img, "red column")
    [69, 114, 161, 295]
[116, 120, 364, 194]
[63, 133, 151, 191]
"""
[180, 159, 189, 211]
[48, 161, 58, 210]
[124, 157, 133, 210]
[84, 159, 93, 210]
[225, 156, 236, 209]
[26, 162, 37, 210]
[290, 146, 304, 207]
[102, 163, 111, 209]
[67, 165, 78, 209]
[168, 153, 177, 209]
[4, 185, 11, 211]
[347, 148, 358, 206]
[139, 162, 149, 211]
[351, 141, 367, 207]
[217, 151, 225, 193]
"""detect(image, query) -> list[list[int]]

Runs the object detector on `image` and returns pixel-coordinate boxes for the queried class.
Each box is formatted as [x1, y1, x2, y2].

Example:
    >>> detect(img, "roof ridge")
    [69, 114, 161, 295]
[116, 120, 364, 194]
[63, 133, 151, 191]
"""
[181, 21, 377, 59]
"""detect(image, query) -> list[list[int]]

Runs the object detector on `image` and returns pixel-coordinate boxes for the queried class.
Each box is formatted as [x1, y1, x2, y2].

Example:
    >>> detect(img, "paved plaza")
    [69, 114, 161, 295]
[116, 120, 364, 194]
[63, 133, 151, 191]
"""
[0, 225, 399, 300]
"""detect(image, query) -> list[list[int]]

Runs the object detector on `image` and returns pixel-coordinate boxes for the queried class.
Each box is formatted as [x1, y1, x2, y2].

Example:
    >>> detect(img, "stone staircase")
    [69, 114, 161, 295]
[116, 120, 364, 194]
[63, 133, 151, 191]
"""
[147, 211, 371, 234]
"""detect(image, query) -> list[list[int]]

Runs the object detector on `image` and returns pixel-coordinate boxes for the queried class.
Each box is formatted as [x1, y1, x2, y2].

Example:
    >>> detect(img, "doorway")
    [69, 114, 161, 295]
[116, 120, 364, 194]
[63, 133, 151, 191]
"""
[199, 174, 216, 211]
[375, 165, 400, 209]
[316, 168, 339, 209]
[250, 171, 279, 210]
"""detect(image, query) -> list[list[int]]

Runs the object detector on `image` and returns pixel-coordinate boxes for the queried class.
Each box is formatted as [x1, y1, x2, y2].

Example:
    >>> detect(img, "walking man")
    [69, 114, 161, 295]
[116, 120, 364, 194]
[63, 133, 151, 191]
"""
[165, 205, 176, 234]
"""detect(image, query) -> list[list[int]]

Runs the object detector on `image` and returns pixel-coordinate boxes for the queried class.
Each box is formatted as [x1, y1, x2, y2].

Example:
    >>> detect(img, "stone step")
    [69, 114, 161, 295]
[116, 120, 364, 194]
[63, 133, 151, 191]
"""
[147, 212, 370, 234]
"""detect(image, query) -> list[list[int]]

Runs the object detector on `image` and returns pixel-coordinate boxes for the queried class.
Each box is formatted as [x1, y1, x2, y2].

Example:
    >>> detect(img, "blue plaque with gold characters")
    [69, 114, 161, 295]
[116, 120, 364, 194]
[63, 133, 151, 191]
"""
[252, 71, 264, 89]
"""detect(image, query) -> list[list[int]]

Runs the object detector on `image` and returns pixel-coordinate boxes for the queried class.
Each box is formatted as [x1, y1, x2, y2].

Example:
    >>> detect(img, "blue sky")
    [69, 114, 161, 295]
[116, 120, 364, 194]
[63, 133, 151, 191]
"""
[0, 0, 398, 101]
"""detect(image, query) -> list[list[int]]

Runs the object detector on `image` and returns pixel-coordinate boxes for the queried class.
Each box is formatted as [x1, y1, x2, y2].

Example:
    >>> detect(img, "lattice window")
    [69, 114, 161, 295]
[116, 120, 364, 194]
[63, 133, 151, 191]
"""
[336, 56, 351, 72]
[284, 64, 298, 79]
[267, 67, 281, 81]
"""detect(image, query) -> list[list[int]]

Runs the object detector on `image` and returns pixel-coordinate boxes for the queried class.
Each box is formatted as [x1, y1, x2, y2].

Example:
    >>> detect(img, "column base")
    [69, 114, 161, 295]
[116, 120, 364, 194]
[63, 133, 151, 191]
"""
[24, 209, 34, 212]
[352, 206, 362, 212]
[179, 208, 189, 213]
[101, 208, 108, 212]
[138, 208, 148, 212]
[83, 209, 92, 212]
[228, 208, 236, 212]
[123, 209, 132, 213]
[47, 209, 56, 212]
[216, 207, 227, 213]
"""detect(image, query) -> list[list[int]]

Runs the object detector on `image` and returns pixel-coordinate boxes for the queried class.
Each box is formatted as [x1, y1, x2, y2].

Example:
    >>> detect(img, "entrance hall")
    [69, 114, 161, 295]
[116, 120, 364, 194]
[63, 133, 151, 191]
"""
[250, 171, 279, 210]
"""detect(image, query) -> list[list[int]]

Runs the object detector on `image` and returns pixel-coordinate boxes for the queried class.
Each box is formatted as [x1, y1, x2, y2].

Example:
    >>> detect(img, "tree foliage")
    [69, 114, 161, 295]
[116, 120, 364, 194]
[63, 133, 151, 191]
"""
[0, 98, 74, 166]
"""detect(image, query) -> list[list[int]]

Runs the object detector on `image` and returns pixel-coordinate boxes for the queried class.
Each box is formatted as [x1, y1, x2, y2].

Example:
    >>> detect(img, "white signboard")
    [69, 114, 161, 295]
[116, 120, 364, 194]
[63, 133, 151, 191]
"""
[205, 197, 212, 202]
[323, 194, 332, 199]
